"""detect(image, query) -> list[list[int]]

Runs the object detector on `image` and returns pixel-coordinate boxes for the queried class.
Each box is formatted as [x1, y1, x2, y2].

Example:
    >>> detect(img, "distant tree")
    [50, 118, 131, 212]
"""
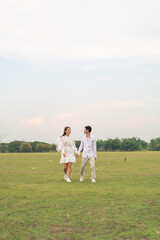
[120, 138, 139, 151]
[31, 141, 51, 152]
[138, 138, 148, 150]
[0, 135, 6, 153]
[3, 137, 151, 153]
[150, 137, 160, 151]
[155, 144, 160, 150]
[1, 143, 9, 153]
[104, 139, 113, 151]
[0, 137, 1, 153]
[111, 138, 121, 151]
[8, 141, 21, 152]
[31, 141, 41, 152]
[35, 143, 50, 152]
[75, 140, 81, 149]
[20, 142, 32, 152]
[50, 144, 56, 151]
[97, 140, 105, 151]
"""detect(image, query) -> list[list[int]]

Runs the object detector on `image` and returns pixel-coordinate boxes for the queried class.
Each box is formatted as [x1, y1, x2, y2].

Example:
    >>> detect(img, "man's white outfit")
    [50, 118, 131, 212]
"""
[77, 135, 97, 181]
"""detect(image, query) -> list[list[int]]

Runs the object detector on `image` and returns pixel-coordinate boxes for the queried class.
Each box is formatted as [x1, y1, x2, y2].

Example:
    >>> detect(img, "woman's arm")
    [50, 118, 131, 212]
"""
[56, 137, 65, 154]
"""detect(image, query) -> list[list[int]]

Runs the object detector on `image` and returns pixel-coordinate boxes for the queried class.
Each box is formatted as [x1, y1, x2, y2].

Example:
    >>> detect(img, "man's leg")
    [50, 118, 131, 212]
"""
[80, 157, 88, 179]
[89, 156, 96, 180]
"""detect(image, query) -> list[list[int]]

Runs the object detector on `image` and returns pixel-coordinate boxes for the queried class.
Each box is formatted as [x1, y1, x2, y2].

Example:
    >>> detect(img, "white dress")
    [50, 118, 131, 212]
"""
[57, 135, 77, 164]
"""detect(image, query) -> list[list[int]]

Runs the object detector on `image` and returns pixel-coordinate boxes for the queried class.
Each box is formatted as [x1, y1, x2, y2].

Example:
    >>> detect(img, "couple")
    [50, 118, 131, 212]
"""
[57, 125, 97, 183]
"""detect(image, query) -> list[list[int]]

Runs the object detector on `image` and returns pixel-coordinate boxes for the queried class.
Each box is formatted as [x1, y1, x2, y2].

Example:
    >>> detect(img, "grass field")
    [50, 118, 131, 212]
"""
[0, 152, 160, 240]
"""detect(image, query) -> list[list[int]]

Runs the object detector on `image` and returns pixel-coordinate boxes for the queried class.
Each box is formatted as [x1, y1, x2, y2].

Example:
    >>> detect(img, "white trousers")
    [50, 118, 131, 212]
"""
[80, 156, 96, 179]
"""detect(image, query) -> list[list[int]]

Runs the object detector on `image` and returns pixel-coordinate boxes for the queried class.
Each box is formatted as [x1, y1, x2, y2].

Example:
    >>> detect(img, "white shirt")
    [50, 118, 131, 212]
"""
[77, 135, 97, 158]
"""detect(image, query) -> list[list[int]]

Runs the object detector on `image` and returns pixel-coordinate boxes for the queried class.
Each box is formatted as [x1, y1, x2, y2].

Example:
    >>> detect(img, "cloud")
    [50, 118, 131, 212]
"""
[51, 100, 143, 131]
[70, 101, 143, 114]
[20, 117, 44, 127]
[113, 117, 158, 128]
[54, 113, 74, 120]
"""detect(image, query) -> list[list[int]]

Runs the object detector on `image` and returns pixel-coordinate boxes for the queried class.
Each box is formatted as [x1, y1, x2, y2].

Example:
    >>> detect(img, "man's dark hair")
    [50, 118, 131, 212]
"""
[85, 125, 92, 133]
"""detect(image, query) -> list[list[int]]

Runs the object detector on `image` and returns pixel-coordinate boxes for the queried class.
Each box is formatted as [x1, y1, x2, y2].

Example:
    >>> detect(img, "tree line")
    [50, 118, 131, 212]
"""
[0, 141, 57, 153]
[0, 137, 160, 153]
[76, 137, 148, 151]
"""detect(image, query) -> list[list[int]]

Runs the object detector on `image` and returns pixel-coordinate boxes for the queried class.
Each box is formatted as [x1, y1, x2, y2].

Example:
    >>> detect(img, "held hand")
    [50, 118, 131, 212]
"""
[76, 153, 79, 157]
[63, 153, 66, 157]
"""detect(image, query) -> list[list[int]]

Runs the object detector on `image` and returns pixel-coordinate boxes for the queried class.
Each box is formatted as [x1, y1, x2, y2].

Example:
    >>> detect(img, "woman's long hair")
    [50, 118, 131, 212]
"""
[62, 126, 70, 136]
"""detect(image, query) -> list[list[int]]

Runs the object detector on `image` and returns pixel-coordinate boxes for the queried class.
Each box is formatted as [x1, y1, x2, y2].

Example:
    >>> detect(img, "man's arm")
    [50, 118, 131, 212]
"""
[93, 137, 97, 159]
[77, 139, 84, 156]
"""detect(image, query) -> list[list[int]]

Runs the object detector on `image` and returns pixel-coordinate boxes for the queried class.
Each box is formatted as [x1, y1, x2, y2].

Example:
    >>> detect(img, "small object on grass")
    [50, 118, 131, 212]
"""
[32, 167, 35, 169]
[124, 157, 127, 161]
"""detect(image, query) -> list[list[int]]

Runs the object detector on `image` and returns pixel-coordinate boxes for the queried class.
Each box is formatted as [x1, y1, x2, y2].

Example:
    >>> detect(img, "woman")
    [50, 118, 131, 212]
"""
[57, 126, 77, 182]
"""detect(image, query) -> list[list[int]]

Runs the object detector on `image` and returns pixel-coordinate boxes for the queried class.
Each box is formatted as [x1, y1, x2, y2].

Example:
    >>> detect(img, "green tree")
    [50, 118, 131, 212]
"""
[120, 138, 139, 151]
[1, 143, 9, 153]
[31, 141, 41, 152]
[150, 137, 160, 150]
[19, 142, 32, 152]
[75, 140, 81, 149]
[97, 140, 105, 151]
[111, 138, 121, 151]
[104, 139, 113, 151]
[50, 144, 56, 151]
[8, 141, 21, 152]
[35, 143, 50, 152]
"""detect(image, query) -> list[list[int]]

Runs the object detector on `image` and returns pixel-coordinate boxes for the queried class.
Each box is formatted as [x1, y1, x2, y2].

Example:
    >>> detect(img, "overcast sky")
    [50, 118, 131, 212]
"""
[0, 0, 160, 143]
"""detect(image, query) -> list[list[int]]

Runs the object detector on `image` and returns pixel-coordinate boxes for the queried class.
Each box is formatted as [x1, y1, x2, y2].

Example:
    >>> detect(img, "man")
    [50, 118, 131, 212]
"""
[76, 126, 97, 183]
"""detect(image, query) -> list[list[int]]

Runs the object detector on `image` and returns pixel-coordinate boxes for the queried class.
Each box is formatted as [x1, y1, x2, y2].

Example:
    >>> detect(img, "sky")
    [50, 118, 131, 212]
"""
[0, 0, 160, 143]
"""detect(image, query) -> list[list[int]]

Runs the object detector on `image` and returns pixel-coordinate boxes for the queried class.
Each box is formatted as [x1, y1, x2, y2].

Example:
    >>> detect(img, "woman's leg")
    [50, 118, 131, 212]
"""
[67, 162, 72, 179]
[63, 163, 68, 174]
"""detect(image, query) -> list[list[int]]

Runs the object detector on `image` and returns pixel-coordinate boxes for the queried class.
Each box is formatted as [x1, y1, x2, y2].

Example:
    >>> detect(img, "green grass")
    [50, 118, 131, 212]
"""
[0, 152, 160, 240]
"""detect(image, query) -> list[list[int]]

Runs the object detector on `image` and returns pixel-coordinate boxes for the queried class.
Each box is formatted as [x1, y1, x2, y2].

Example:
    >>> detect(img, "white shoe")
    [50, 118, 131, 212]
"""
[91, 179, 96, 183]
[80, 176, 84, 182]
[66, 178, 71, 182]
[64, 174, 67, 180]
